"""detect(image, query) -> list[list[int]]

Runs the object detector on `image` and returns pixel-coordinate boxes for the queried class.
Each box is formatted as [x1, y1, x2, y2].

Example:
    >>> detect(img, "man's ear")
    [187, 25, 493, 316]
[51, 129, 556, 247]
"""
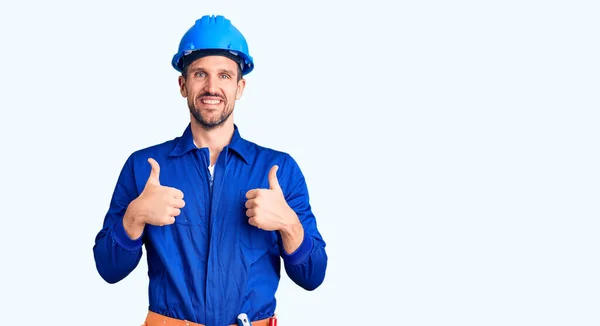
[236, 78, 246, 100]
[178, 75, 187, 97]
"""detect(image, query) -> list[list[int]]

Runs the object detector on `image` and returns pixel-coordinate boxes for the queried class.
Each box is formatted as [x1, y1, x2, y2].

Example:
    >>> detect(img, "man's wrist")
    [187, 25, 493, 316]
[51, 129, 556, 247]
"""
[280, 227, 313, 265]
[280, 219, 303, 239]
[279, 211, 304, 254]
[123, 200, 146, 240]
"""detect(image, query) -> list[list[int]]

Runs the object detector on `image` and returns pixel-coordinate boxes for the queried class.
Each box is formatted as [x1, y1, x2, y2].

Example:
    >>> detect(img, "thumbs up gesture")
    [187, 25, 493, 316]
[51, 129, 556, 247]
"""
[135, 158, 186, 227]
[124, 157, 185, 238]
[244, 165, 299, 232]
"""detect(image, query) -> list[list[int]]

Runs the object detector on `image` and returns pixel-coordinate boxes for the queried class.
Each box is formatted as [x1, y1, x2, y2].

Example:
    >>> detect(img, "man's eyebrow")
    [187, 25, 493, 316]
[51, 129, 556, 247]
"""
[219, 68, 236, 76]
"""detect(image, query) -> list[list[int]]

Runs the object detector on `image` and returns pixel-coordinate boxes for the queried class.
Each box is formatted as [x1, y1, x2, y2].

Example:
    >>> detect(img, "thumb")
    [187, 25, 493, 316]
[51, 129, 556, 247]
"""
[146, 158, 161, 186]
[268, 165, 281, 191]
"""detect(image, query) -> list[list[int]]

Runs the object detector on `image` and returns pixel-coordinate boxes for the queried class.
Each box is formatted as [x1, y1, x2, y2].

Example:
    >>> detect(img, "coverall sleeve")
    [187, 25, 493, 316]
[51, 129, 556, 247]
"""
[279, 155, 328, 291]
[93, 155, 145, 284]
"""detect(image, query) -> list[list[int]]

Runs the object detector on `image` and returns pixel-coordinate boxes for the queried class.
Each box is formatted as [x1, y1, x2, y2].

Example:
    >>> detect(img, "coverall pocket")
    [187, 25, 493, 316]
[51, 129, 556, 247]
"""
[241, 224, 277, 250]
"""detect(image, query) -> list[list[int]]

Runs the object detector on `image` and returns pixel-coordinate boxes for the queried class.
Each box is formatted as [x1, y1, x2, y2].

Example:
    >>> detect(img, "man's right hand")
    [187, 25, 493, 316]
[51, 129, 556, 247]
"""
[123, 158, 186, 239]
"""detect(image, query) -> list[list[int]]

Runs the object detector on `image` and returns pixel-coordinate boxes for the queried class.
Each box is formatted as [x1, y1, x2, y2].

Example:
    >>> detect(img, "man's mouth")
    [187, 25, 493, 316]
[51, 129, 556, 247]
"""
[200, 96, 223, 105]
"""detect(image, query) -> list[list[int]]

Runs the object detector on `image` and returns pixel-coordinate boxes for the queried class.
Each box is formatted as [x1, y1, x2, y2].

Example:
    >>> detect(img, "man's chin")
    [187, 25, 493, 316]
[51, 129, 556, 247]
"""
[190, 107, 232, 130]
[193, 117, 226, 129]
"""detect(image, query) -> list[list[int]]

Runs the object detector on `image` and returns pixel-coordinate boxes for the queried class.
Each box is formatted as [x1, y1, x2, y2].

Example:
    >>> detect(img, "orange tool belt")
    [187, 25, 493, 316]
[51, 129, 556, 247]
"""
[142, 310, 277, 326]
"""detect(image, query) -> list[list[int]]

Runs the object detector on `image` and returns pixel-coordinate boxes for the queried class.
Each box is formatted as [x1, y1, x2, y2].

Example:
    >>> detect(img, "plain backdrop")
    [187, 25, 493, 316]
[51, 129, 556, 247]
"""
[0, 0, 599, 325]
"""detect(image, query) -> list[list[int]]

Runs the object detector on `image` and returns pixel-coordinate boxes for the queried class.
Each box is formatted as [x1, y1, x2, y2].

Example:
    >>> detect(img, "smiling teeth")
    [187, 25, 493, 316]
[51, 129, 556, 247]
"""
[202, 100, 220, 104]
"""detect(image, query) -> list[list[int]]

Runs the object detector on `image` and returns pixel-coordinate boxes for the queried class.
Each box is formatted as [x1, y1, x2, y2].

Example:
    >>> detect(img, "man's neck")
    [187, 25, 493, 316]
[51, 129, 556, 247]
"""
[191, 120, 234, 166]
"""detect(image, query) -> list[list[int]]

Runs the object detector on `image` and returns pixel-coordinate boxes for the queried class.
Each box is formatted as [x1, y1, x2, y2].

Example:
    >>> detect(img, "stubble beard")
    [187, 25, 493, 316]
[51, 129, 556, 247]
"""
[188, 93, 235, 130]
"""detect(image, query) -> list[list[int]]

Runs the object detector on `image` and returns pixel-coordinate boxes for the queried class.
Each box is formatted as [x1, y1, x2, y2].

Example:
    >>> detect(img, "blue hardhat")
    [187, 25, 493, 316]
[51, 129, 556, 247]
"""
[171, 15, 254, 75]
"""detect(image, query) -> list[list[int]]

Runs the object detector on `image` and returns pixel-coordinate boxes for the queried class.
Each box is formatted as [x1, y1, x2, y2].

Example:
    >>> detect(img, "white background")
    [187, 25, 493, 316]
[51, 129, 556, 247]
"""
[0, 0, 599, 325]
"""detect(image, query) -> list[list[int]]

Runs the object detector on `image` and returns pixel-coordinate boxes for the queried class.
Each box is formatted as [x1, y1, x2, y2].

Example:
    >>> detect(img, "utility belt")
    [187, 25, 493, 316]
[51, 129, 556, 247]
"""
[142, 310, 277, 326]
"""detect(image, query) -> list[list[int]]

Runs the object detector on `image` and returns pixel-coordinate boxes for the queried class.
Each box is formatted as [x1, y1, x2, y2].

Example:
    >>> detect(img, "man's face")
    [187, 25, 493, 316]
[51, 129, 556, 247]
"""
[178, 55, 246, 130]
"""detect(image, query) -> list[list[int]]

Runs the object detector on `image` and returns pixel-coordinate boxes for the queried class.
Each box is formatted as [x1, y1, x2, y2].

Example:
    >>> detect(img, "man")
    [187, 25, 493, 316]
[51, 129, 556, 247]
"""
[92, 15, 328, 326]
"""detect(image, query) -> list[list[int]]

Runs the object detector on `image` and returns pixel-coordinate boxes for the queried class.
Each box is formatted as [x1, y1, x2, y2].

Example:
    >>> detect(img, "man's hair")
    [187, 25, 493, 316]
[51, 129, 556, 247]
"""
[181, 49, 244, 82]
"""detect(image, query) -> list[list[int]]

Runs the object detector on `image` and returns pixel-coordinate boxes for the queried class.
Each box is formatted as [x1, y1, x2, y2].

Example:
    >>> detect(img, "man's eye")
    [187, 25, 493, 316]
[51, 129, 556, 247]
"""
[195, 72, 206, 77]
[220, 74, 230, 79]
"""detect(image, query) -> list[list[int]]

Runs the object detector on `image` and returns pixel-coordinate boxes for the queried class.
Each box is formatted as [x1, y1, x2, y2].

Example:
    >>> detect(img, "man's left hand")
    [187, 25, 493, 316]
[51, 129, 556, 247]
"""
[245, 165, 300, 232]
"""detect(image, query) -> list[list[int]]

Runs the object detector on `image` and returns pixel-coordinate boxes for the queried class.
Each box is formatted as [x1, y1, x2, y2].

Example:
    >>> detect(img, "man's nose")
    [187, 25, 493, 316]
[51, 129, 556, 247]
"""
[204, 76, 220, 95]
